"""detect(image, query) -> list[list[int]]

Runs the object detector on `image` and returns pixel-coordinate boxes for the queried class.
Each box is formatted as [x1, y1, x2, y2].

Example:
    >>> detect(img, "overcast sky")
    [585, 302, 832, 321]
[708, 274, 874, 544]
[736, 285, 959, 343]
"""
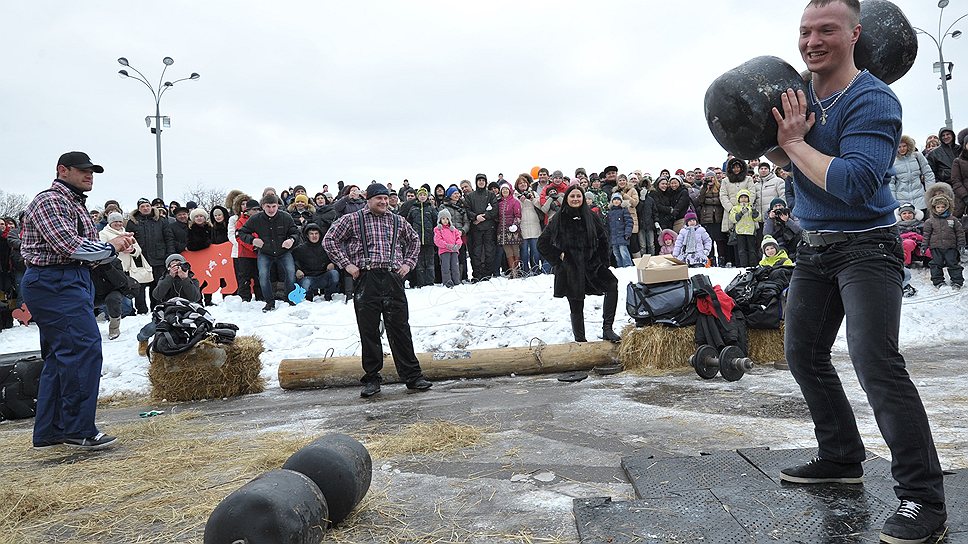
[2, 0, 966, 210]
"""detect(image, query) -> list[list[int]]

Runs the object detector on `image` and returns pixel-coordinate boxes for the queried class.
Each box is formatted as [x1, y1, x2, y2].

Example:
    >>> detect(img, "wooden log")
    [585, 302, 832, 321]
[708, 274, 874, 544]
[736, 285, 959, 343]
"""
[279, 341, 618, 390]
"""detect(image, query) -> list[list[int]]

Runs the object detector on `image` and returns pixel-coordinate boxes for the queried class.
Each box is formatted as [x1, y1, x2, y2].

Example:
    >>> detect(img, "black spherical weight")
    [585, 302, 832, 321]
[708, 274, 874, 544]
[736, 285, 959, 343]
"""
[704, 56, 806, 160]
[204, 469, 328, 544]
[854, 0, 918, 85]
[282, 433, 372, 526]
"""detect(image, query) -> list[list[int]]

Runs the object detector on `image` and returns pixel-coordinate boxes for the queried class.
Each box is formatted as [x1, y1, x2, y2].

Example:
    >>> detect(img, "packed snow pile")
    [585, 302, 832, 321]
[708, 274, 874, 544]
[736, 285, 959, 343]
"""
[0, 265, 962, 397]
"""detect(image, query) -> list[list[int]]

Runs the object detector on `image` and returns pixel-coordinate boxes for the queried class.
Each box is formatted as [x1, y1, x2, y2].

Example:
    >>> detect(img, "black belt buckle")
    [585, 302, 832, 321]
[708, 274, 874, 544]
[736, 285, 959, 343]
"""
[802, 231, 849, 247]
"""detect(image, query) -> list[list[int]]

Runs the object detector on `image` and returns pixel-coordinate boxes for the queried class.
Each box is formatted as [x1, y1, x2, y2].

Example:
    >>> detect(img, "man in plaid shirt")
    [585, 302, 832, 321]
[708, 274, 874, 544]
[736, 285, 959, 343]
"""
[20, 151, 135, 451]
[323, 182, 432, 398]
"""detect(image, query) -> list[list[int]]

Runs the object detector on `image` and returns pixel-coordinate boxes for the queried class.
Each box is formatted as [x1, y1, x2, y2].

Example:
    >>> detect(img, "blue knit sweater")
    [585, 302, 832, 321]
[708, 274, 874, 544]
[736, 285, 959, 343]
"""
[792, 71, 901, 231]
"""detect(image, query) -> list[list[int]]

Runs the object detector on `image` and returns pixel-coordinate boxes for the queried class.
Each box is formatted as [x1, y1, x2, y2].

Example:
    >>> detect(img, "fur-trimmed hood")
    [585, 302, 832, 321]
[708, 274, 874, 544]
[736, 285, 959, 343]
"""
[224, 189, 244, 211]
[898, 135, 917, 156]
[287, 201, 317, 214]
[231, 193, 252, 216]
[926, 183, 954, 214]
[894, 204, 924, 222]
[726, 157, 749, 183]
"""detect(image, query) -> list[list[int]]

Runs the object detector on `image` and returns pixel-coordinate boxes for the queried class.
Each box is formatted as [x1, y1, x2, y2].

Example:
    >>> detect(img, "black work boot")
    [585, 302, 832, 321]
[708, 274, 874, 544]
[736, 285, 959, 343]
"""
[571, 310, 587, 342]
[602, 288, 621, 343]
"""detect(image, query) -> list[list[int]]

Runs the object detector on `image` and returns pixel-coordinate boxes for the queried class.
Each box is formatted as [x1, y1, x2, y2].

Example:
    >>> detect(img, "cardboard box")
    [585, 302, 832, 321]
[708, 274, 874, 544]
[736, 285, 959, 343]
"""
[634, 255, 689, 284]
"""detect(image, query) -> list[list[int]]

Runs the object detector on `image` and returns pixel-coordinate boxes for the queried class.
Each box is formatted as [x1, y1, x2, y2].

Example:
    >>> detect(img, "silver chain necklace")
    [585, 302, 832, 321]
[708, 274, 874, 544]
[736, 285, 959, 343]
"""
[809, 69, 865, 125]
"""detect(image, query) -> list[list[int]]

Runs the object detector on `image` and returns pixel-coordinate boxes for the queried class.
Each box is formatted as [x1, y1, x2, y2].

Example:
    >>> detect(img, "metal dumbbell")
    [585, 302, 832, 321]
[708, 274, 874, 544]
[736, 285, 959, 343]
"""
[690, 345, 753, 382]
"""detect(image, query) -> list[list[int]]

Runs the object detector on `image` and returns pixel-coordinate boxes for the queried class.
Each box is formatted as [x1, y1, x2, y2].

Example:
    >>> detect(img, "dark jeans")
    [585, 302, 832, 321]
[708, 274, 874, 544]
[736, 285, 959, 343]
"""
[928, 247, 964, 286]
[520, 238, 539, 273]
[785, 229, 944, 504]
[353, 269, 424, 385]
[299, 270, 339, 300]
[469, 228, 496, 280]
[96, 291, 133, 319]
[257, 252, 295, 303]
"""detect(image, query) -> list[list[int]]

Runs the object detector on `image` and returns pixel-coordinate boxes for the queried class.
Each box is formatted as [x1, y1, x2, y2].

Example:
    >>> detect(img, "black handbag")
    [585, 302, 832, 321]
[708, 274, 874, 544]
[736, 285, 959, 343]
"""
[626, 279, 697, 327]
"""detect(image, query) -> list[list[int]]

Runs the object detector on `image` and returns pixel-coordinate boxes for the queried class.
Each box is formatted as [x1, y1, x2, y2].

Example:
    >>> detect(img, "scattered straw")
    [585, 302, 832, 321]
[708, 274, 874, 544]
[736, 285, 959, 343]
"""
[747, 324, 785, 364]
[148, 335, 265, 401]
[0, 411, 316, 544]
[364, 420, 488, 460]
[96, 392, 152, 409]
[618, 323, 695, 373]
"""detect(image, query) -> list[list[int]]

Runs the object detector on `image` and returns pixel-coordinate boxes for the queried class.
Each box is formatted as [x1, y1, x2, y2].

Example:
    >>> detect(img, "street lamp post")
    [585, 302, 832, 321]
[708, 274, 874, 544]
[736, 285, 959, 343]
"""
[117, 57, 200, 200]
[913, 0, 967, 131]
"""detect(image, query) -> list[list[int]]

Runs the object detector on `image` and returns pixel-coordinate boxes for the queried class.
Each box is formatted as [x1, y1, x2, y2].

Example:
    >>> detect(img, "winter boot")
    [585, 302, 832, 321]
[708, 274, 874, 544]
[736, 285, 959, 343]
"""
[569, 299, 587, 342]
[138, 340, 149, 357]
[108, 317, 121, 340]
[602, 288, 622, 343]
[571, 310, 587, 342]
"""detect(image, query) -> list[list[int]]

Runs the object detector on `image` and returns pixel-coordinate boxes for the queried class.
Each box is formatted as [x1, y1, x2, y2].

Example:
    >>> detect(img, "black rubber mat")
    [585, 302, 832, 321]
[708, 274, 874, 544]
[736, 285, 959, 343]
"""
[576, 447, 966, 543]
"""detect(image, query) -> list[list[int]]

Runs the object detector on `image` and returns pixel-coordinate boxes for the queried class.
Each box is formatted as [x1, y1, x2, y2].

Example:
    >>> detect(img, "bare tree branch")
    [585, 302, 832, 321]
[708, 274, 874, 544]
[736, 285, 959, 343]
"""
[0, 190, 29, 220]
[181, 183, 228, 212]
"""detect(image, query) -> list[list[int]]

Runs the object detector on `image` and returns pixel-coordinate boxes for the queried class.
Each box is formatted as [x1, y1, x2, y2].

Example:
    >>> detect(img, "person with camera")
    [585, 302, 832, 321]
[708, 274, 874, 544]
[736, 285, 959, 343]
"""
[514, 174, 543, 275]
[762, 198, 802, 261]
[136, 254, 202, 355]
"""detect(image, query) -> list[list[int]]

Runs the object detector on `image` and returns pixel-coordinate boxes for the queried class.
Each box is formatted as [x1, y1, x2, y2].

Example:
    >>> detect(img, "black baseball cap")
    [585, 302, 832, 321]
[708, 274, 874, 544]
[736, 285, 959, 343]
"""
[57, 151, 104, 173]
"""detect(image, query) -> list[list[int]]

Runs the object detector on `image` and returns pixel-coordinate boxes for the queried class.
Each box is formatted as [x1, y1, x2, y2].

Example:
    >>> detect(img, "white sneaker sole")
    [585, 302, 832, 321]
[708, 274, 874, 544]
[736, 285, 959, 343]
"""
[64, 438, 118, 451]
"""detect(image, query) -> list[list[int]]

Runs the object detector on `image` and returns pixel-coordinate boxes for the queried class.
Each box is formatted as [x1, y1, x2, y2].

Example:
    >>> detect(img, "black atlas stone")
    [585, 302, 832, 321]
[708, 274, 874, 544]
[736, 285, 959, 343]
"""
[203, 469, 328, 544]
[854, 0, 918, 85]
[704, 56, 806, 160]
[282, 433, 372, 526]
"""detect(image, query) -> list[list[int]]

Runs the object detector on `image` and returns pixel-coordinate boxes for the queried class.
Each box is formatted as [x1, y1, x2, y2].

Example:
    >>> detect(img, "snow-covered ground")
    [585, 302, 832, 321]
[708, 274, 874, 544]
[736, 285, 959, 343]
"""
[0, 265, 963, 397]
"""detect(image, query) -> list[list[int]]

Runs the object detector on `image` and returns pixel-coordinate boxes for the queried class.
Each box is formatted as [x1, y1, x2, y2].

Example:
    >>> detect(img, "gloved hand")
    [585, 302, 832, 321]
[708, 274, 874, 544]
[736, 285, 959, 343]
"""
[654, 222, 660, 231]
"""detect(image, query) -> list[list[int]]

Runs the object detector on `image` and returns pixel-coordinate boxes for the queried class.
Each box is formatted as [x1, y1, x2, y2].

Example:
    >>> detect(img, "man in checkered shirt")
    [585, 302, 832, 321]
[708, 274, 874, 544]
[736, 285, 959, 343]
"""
[20, 151, 135, 451]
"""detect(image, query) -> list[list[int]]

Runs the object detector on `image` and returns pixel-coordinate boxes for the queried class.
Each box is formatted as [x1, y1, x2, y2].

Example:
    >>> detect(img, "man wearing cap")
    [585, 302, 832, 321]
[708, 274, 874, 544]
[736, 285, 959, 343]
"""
[238, 194, 300, 312]
[323, 182, 432, 397]
[20, 151, 135, 451]
[126, 197, 175, 312]
[464, 173, 499, 281]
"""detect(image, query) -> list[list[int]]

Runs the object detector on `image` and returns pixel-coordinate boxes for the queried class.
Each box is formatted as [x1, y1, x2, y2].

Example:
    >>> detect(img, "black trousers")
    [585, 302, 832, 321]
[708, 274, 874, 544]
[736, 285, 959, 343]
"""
[354, 269, 424, 385]
[146, 264, 168, 309]
[469, 228, 496, 280]
[234, 257, 262, 301]
[785, 229, 944, 504]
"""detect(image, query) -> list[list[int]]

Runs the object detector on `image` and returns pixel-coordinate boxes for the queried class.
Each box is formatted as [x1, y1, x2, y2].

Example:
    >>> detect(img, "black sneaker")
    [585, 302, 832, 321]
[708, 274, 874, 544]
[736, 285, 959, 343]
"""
[406, 378, 433, 391]
[63, 433, 117, 451]
[902, 284, 917, 297]
[880, 500, 947, 544]
[262, 302, 275, 312]
[779, 457, 863, 484]
[360, 382, 381, 398]
[32, 438, 63, 450]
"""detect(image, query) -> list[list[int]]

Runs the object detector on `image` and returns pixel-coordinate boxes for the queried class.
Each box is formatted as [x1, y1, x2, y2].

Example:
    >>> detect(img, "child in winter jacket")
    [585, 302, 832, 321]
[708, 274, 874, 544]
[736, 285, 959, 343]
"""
[672, 211, 712, 267]
[923, 184, 965, 288]
[658, 228, 678, 256]
[896, 202, 928, 268]
[606, 193, 633, 267]
[730, 189, 760, 267]
[759, 235, 794, 267]
[434, 209, 463, 288]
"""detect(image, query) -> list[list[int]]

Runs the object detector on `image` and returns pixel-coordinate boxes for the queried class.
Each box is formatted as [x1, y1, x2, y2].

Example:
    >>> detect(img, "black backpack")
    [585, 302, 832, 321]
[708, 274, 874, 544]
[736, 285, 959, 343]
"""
[626, 278, 698, 327]
[149, 298, 238, 357]
[724, 265, 793, 329]
[0, 352, 43, 421]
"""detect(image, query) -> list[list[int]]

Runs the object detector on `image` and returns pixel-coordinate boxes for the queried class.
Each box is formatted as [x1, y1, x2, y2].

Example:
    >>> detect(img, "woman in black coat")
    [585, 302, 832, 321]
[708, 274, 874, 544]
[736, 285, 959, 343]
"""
[537, 185, 621, 343]
[650, 177, 676, 230]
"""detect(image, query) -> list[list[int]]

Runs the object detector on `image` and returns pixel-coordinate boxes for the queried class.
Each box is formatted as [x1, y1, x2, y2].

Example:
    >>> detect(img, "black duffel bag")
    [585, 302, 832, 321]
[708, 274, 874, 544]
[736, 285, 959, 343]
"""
[0, 353, 43, 421]
[626, 279, 697, 327]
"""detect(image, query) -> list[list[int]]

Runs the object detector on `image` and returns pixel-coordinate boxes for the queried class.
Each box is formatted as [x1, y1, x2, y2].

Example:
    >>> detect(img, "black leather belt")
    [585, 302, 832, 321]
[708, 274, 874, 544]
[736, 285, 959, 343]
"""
[801, 227, 891, 248]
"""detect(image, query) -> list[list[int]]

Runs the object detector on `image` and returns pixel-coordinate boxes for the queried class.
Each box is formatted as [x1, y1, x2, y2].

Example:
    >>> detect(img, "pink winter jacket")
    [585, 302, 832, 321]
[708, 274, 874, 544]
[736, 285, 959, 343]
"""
[433, 225, 463, 255]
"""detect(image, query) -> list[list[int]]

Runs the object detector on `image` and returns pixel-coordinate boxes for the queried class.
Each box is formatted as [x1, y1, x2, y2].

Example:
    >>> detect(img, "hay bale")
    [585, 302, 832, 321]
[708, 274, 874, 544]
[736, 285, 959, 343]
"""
[618, 324, 696, 373]
[618, 322, 786, 372]
[149, 335, 265, 401]
[747, 323, 785, 364]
